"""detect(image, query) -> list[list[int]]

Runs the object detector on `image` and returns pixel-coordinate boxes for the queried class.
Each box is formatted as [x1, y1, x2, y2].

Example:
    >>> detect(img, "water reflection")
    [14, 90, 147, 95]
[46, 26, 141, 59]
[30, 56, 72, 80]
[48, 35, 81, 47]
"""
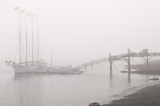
[13, 74, 43, 106]
[128, 73, 131, 84]
[14, 73, 45, 79]
[109, 76, 113, 88]
[110, 71, 112, 80]
[0, 62, 156, 106]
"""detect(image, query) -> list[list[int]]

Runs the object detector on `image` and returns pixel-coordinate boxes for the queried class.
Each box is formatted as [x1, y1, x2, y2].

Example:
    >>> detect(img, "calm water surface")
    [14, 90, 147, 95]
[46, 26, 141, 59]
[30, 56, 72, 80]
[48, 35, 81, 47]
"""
[0, 61, 159, 106]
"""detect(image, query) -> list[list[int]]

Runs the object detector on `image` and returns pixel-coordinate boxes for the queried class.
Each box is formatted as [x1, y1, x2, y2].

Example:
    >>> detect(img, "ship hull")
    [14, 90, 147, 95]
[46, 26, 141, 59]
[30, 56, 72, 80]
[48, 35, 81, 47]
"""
[12, 65, 38, 74]
[48, 68, 83, 74]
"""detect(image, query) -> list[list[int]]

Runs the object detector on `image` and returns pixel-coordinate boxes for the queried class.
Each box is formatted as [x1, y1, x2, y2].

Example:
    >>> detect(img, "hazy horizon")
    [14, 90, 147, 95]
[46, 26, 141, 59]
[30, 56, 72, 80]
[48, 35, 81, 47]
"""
[0, 0, 160, 66]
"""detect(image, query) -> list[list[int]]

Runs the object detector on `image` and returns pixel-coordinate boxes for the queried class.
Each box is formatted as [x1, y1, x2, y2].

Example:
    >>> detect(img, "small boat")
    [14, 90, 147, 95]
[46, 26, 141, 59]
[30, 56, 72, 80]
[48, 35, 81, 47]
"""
[121, 70, 128, 73]
[47, 53, 83, 74]
[47, 66, 83, 74]
[89, 102, 100, 106]
[149, 78, 159, 80]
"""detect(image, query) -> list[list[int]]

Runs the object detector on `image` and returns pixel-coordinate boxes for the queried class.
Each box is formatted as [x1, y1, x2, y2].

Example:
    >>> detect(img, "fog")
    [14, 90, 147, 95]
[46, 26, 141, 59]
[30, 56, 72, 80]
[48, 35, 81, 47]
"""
[0, 0, 160, 66]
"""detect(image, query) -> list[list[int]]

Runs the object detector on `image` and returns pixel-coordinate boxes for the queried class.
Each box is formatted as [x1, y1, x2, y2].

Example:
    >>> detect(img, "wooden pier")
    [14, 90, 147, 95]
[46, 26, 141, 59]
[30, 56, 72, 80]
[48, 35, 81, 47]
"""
[75, 49, 160, 81]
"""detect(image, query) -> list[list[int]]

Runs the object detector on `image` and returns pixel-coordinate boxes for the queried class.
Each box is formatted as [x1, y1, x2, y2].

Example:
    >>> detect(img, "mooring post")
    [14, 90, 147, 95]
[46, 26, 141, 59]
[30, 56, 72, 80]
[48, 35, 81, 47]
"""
[128, 49, 131, 82]
[109, 53, 113, 79]
[146, 49, 149, 78]
[147, 52, 149, 66]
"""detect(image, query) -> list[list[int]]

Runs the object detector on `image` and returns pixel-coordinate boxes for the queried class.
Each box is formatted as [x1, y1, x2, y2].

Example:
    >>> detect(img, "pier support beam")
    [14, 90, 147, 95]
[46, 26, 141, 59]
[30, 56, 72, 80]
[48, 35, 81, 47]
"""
[128, 49, 131, 82]
[109, 53, 113, 79]
[142, 49, 150, 78]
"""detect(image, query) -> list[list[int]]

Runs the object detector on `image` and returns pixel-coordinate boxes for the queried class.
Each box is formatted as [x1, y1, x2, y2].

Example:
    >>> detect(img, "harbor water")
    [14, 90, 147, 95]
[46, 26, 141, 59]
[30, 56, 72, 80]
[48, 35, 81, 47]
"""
[0, 60, 159, 106]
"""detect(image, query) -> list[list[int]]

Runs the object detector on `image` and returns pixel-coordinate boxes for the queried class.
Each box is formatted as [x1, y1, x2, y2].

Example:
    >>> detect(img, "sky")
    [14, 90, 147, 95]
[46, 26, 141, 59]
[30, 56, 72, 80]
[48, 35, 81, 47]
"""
[0, 0, 160, 66]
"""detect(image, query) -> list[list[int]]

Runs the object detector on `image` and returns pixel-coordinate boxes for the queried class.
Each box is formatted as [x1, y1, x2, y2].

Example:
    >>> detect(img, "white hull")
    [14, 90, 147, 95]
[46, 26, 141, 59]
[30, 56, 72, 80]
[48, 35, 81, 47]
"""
[49, 69, 72, 74]
[12, 65, 38, 74]
[48, 68, 82, 74]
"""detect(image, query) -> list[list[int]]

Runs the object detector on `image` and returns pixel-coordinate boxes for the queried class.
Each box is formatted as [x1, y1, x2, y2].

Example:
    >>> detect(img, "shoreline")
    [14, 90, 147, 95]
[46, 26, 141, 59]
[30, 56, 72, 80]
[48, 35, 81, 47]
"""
[102, 81, 160, 106]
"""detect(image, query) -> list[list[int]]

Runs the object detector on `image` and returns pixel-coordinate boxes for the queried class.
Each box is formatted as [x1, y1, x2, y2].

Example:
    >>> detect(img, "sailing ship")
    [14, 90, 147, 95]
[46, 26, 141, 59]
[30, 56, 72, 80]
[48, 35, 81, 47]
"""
[5, 7, 82, 74]
[5, 8, 46, 74]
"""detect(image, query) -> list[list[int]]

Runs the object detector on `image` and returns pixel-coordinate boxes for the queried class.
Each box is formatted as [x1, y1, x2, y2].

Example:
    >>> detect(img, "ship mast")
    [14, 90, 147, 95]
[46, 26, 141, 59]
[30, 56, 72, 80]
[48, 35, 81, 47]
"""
[36, 15, 39, 64]
[31, 15, 34, 65]
[37, 35, 39, 64]
[31, 14, 39, 66]
[19, 10, 21, 64]
[15, 8, 22, 65]
[25, 13, 28, 65]
[18, 10, 25, 64]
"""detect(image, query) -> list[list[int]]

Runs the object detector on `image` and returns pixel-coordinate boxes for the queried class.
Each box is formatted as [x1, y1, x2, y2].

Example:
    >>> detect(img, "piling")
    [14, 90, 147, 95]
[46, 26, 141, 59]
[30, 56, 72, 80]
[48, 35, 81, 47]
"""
[109, 53, 113, 79]
[128, 48, 131, 82]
